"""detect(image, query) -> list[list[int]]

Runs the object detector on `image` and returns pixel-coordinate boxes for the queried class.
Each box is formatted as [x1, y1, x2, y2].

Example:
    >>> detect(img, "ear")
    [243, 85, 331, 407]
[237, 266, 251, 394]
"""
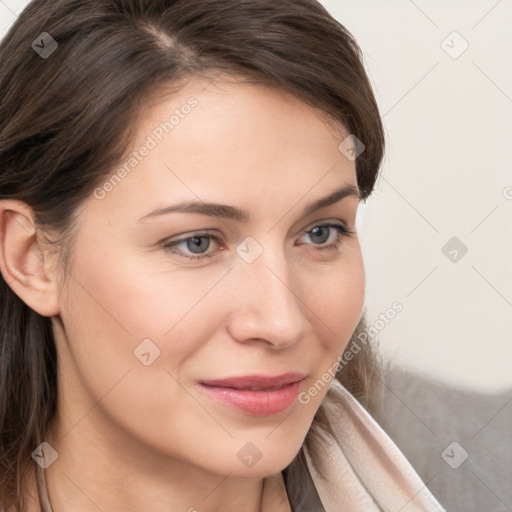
[0, 200, 60, 317]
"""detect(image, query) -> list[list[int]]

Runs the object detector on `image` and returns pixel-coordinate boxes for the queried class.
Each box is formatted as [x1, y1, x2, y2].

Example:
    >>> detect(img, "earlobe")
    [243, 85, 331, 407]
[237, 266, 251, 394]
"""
[0, 200, 60, 317]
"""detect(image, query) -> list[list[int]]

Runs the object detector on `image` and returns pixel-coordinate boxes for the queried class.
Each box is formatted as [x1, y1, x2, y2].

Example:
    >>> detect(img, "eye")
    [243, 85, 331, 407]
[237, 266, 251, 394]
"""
[163, 231, 220, 261]
[297, 223, 352, 251]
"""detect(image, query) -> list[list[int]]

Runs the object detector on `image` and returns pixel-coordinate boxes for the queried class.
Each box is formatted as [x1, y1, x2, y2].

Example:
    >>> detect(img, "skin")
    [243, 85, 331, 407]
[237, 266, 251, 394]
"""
[0, 76, 365, 511]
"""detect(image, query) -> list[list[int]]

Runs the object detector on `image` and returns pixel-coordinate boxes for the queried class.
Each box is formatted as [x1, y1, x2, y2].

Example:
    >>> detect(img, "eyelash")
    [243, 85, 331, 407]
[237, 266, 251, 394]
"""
[162, 223, 354, 261]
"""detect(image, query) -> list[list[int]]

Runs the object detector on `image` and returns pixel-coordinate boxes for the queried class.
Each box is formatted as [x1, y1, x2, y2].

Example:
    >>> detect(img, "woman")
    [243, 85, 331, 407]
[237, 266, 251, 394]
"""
[0, 0, 445, 510]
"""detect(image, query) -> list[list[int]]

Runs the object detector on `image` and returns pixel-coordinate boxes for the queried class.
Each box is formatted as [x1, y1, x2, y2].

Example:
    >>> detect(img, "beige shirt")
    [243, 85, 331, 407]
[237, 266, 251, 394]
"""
[36, 379, 445, 511]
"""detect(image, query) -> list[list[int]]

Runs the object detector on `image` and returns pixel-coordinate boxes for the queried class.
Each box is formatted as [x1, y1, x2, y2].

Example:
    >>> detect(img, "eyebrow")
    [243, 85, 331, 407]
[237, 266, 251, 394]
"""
[138, 184, 360, 223]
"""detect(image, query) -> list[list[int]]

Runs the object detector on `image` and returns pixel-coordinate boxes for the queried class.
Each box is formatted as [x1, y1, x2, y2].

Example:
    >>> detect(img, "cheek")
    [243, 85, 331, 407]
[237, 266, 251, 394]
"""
[303, 250, 365, 350]
[57, 253, 229, 456]
[63, 243, 226, 349]
[57, 245, 231, 424]
[295, 248, 365, 405]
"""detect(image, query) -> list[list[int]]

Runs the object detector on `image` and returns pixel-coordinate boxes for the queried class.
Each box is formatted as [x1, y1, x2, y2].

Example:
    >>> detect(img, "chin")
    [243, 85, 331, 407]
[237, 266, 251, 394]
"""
[220, 431, 307, 478]
[225, 452, 300, 479]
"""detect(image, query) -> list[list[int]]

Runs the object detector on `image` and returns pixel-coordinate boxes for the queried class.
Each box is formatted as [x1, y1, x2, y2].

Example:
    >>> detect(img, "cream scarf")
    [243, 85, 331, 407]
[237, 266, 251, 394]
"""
[302, 378, 446, 511]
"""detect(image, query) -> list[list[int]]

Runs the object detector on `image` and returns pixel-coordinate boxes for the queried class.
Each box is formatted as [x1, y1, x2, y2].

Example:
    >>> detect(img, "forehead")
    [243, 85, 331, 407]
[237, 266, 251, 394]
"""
[89, 77, 357, 220]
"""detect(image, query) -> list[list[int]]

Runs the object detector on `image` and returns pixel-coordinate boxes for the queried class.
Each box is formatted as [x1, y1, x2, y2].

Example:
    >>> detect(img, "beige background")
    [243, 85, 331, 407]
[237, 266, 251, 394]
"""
[321, 0, 512, 392]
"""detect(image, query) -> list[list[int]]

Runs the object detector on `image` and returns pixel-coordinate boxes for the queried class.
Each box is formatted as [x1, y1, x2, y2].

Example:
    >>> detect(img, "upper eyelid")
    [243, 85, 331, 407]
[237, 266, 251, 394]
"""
[171, 218, 350, 239]
[165, 221, 351, 247]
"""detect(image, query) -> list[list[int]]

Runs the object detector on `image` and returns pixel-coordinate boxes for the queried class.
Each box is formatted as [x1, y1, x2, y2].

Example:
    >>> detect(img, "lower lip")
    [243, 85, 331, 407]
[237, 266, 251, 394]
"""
[199, 380, 303, 416]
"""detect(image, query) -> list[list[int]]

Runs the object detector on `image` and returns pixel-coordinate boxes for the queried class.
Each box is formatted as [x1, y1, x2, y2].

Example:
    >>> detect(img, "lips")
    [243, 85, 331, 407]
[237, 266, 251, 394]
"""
[201, 373, 306, 390]
[199, 372, 306, 416]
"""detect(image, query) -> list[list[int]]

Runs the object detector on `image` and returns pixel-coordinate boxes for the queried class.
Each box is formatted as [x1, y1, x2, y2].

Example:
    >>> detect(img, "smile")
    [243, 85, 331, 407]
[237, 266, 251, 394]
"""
[199, 373, 306, 416]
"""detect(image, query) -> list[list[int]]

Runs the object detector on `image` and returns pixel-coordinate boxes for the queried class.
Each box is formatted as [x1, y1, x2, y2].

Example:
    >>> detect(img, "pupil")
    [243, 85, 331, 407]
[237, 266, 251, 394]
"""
[311, 227, 329, 244]
[188, 237, 209, 254]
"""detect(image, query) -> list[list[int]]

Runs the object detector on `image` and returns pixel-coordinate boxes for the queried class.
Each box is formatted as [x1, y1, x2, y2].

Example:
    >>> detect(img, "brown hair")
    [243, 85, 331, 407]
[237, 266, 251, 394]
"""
[0, 0, 385, 509]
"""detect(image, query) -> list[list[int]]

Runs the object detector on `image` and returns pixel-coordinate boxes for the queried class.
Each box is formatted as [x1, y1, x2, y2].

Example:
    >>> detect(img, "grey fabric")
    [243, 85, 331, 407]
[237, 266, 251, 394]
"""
[374, 367, 512, 512]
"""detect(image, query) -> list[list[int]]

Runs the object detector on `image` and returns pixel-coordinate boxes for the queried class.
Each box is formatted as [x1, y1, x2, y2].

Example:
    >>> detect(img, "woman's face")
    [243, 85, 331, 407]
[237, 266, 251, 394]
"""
[51, 76, 365, 478]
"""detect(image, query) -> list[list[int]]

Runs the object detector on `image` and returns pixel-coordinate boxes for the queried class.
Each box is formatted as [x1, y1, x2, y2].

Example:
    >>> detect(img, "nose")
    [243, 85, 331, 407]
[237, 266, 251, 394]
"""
[226, 242, 308, 349]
